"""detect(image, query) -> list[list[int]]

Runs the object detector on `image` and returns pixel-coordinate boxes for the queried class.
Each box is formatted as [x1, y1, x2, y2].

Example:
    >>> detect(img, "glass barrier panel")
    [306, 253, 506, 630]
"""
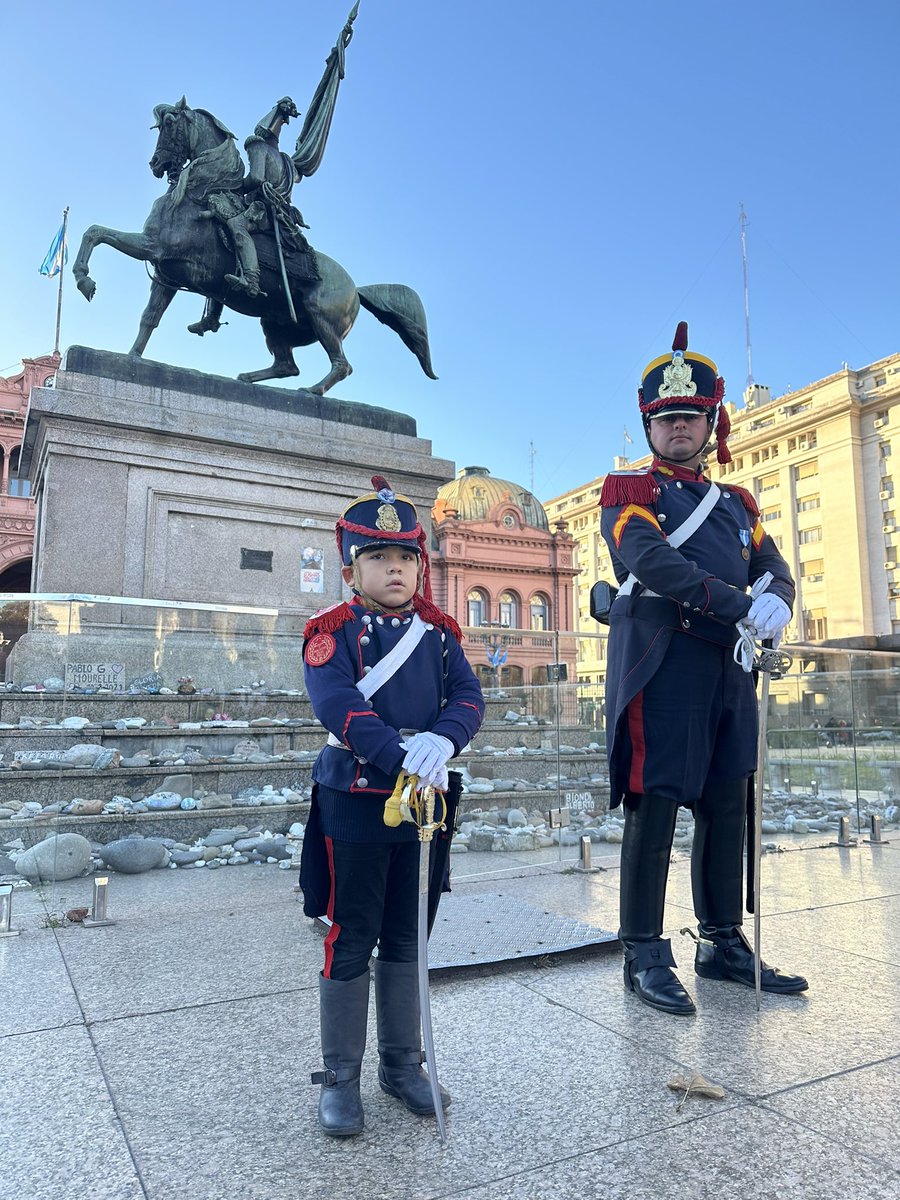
[3, 596, 900, 952]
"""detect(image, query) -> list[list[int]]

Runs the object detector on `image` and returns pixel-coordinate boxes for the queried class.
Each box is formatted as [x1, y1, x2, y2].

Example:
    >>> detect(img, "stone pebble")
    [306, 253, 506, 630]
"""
[99, 837, 169, 873]
[14, 833, 94, 881]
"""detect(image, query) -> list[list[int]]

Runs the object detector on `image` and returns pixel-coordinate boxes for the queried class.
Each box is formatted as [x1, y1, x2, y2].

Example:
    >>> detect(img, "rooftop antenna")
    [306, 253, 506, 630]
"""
[740, 202, 754, 389]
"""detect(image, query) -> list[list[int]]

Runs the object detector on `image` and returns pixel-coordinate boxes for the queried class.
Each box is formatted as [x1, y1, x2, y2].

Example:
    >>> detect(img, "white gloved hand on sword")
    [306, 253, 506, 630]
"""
[746, 592, 791, 641]
[400, 731, 453, 790]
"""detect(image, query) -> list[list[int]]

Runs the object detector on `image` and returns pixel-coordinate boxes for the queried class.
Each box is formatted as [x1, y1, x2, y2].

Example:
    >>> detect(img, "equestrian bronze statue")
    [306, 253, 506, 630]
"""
[72, 3, 437, 396]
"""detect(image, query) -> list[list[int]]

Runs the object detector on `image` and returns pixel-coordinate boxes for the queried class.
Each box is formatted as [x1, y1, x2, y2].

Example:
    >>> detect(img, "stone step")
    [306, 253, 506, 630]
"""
[0, 760, 312, 809]
[0, 742, 608, 807]
[8, 784, 613, 850]
[0, 719, 600, 754]
[0, 690, 557, 723]
[0, 692, 310, 724]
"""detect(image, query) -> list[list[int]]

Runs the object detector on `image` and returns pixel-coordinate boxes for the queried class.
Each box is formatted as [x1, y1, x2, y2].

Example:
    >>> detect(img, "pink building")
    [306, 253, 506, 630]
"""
[431, 466, 579, 688]
[0, 353, 56, 590]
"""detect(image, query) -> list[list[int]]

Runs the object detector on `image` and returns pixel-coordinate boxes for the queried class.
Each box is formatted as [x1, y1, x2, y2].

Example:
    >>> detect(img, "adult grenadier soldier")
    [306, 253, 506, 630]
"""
[300, 475, 484, 1135]
[600, 322, 808, 1015]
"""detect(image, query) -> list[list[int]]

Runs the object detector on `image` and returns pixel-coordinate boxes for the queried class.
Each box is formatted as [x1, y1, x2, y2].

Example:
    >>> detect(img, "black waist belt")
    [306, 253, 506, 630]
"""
[614, 596, 738, 648]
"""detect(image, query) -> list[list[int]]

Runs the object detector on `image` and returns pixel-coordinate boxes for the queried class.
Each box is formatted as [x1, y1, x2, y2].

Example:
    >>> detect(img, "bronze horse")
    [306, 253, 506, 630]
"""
[72, 100, 436, 395]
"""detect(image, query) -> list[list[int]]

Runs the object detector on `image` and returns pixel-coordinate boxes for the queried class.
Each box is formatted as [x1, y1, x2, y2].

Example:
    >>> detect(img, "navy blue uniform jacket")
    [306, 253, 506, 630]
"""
[302, 599, 484, 841]
[600, 459, 794, 804]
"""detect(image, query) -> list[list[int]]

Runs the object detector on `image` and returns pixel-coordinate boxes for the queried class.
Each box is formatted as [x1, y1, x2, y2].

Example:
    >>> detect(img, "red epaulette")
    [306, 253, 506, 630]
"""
[728, 484, 760, 519]
[599, 469, 660, 509]
[413, 594, 463, 641]
[303, 601, 355, 640]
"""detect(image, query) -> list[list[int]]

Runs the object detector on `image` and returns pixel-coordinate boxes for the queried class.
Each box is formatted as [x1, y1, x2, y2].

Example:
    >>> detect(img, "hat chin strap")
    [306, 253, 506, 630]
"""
[643, 411, 716, 467]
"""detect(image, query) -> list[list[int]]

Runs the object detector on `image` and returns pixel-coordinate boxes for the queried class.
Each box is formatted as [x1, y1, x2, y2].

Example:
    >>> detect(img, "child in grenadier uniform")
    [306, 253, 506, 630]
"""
[301, 475, 484, 1137]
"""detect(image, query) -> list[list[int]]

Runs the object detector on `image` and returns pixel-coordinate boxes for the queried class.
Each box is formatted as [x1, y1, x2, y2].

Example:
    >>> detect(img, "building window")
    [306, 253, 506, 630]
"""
[467, 589, 488, 627]
[798, 527, 822, 544]
[874, 374, 887, 388]
[796, 494, 821, 512]
[800, 558, 824, 581]
[773, 535, 784, 549]
[788, 431, 817, 452]
[761, 507, 781, 523]
[794, 460, 819, 481]
[807, 608, 828, 640]
[530, 593, 550, 631]
[7, 446, 29, 496]
[499, 591, 520, 628]
[880, 443, 892, 459]
[759, 472, 779, 492]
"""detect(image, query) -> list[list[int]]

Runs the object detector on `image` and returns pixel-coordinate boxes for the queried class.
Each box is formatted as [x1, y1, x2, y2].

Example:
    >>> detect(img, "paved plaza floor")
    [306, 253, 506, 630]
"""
[2, 834, 899, 1199]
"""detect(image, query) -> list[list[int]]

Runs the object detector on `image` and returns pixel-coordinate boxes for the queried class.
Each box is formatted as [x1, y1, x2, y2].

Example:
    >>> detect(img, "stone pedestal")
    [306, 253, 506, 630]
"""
[12, 347, 452, 688]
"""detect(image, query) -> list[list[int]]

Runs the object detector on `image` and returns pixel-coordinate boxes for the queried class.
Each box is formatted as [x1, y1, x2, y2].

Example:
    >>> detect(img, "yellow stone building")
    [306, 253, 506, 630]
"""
[546, 349, 900, 688]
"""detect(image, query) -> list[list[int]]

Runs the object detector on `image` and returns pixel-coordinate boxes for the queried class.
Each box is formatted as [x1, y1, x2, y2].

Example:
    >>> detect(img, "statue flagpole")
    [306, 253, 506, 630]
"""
[54, 208, 69, 355]
[40, 207, 69, 354]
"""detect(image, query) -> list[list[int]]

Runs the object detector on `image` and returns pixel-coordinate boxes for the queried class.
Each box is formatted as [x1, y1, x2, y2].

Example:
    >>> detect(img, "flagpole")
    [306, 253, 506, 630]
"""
[53, 207, 69, 355]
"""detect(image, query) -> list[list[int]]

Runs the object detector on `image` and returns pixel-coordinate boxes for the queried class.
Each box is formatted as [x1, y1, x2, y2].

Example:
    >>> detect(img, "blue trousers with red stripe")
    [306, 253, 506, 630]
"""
[620, 633, 758, 805]
[322, 838, 420, 981]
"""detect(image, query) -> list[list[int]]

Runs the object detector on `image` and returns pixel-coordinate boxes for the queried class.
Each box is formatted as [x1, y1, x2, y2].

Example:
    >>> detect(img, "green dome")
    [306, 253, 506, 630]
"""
[434, 466, 549, 531]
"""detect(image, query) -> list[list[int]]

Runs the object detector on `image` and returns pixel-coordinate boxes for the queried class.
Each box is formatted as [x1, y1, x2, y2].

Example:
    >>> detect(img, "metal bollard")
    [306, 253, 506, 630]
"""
[574, 833, 599, 874]
[0, 883, 21, 938]
[810, 780, 818, 797]
[869, 814, 884, 844]
[83, 876, 116, 928]
[837, 816, 853, 847]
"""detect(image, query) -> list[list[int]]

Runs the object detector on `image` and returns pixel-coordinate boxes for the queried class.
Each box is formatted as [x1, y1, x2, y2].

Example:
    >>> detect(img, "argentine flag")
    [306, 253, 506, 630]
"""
[40, 222, 68, 278]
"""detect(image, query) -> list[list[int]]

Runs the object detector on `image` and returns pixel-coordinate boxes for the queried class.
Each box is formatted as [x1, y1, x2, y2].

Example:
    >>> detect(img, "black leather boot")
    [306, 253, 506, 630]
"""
[690, 778, 748, 931]
[694, 925, 809, 993]
[311, 971, 370, 1136]
[691, 779, 808, 993]
[620, 794, 695, 1016]
[622, 937, 696, 1014]
[374, 959, 451, 1115]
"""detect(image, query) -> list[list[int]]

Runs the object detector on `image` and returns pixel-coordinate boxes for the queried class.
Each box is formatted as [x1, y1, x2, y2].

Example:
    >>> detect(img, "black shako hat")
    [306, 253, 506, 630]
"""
[638, 321, 731, 464]
[335, 474, 440, 603]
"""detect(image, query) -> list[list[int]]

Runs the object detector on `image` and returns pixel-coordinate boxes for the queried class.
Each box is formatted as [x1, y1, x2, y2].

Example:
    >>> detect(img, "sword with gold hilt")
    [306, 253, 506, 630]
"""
[383, 770, 449, 1143]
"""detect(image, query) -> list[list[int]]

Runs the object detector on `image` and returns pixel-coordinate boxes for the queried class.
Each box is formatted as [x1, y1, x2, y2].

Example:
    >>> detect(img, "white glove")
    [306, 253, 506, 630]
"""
[400, 731, 454, 785]
[427, 763, 450, 792]
[746, 593, 791, 641]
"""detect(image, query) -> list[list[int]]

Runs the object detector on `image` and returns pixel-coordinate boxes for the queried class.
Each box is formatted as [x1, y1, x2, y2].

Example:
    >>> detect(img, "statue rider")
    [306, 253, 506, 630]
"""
[188, 3, 358, 337]
[191, 97, 313, 334]
[222, 96, 307, 298]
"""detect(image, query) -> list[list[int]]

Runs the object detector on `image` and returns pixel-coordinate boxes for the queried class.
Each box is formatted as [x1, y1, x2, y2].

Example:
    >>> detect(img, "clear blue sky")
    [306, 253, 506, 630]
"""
[2, 1, 898, 502]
